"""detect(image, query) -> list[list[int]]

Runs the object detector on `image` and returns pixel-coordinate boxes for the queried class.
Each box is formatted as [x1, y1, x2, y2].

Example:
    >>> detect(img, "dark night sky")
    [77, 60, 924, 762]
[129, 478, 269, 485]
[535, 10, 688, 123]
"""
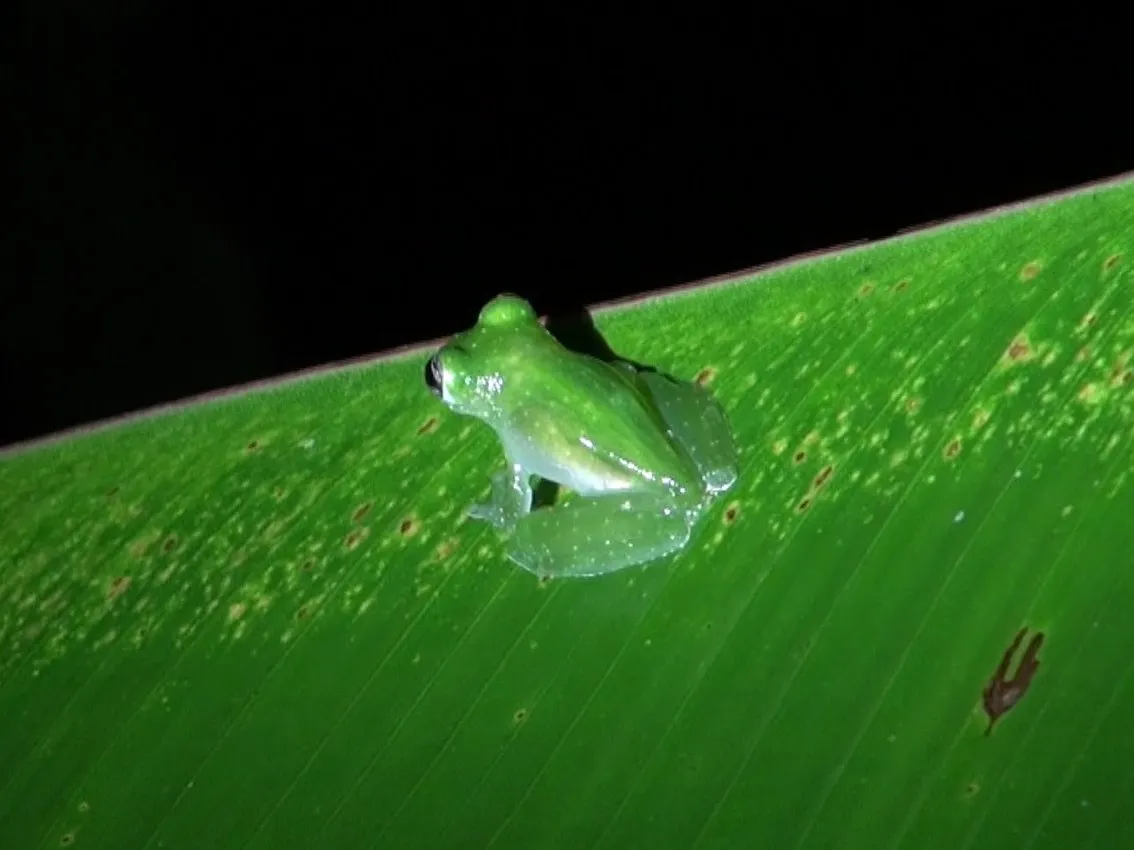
[3, 7, 1129, 448]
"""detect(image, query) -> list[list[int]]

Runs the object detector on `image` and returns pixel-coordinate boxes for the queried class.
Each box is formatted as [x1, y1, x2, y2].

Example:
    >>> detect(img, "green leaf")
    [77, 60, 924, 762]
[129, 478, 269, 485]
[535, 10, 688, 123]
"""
[4, 177, 1134, 850]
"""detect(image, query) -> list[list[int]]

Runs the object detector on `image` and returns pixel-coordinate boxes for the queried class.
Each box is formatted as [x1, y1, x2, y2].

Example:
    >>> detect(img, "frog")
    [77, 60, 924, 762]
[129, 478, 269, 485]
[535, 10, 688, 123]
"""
[424, 294, 739, 578]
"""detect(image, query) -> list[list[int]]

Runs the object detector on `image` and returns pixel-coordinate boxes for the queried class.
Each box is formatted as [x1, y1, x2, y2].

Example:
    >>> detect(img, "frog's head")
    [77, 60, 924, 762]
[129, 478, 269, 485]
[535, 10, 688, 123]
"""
[425, 294, 541, 418]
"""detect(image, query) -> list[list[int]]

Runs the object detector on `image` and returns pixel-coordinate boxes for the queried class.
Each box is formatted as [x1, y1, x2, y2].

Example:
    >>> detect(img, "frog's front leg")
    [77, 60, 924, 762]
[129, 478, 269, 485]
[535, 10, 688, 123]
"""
[467, 461, 533, 530]
[505, 492, 694, 579]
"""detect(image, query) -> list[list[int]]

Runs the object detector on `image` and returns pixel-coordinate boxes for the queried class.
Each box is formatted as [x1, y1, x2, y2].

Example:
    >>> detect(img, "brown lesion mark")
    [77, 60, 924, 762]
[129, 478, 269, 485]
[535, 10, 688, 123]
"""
[723, 501, 740, 525]
[1104, 253, 1123, 271]
[1018, 261, 1042, 282]
[813, 465, 834, 489]
[106, 486, 119, 499]
[162, 535, 178, 553]
[859, 281, 875, 297]
[964, 781, 980, 798]
[538, 574, 553, 587]
[1079, 311, 1098, 331]
[296, 604, 311, 620]
[513, 707, 528, 724]
[943, 438, 962, 460]
[795, 496, 812, 514]
[1003, 334, 1034, 364]
[1109, 351, 1132, 388]
[107, 576, 131, 601]
[893, 278, 910, 292]
[398, 516, 420, 537]
[300, 558, 315, 572]
[352, 501, 373, 522]
[1078, 382, 1103, 405]
[417, 416, 439, 435]
[344, 527, 371, 550]
[793, 450, 807, 465]
[904, 396, 922, 414]
[982, 625, 1044, 736]
[273, 486, 287, 500]
[60, 831, 75, 846]
[694, 366, 717, 387]
[434, 537, 459, 559]
[244, 439, 261, 453]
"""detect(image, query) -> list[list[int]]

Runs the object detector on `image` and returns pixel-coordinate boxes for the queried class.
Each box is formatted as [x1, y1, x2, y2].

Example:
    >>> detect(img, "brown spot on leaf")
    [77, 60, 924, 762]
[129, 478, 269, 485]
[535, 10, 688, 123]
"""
[60, 832, 75, 846]
[796, 496, 812, 514]
[723, 502, 740, 524]
[1078, 382, 1103, 404]
[107, 576, 131, 601]
[106, 486, 119, 498]
[352, 502, 373, 522]
[964, 781, 980, 798]
[538, 574, 552, 587]
[1104, 253, 1123, 271]
[814, 465, 834, 488]
[859, 281, 875, 297]
[513, 708, 528, 724]
[894, 278, 910, 292]
[905, 396, 922, 414]
[273, 486, 287, 500]
[300, 558, 315, 572]
[162, 535, 178, 553]
[345, 527, 370, 550]
[1079, 311, 1098, 330]
[435, 538, 459, 559]
[793, 450, 807, 465]
[1019, 261, 1042, 282]
[1005, 335, 1033, 363]
[398, 517, 420, 537]
[983, 626, 1044, 735]
[245, 439, 260, 453]
[694, 367, 717, 386]
[417, 416, 439, 435]
[944, 438, 962, 460]
[296, 605, 310, 620]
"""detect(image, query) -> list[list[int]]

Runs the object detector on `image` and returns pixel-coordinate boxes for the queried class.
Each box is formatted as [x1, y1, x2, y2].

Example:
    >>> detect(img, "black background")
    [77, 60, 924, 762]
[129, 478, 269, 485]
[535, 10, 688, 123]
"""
[4, 7, 1129, 448]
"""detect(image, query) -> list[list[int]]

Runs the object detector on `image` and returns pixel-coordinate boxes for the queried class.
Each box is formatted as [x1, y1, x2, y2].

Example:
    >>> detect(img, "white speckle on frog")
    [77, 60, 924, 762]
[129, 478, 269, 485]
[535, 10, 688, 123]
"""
[954, 510, 965, 523]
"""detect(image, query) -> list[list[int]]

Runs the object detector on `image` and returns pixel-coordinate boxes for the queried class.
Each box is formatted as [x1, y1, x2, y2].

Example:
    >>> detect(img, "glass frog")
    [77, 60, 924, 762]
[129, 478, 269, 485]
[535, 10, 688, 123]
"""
[425, 294, 738, 578]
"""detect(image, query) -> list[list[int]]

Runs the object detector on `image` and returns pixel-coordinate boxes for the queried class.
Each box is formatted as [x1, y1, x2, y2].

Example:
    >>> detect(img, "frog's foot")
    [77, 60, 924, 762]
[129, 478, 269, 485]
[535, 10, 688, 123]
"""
[467, 467, 532, 530]
[505, 493, 695, 579]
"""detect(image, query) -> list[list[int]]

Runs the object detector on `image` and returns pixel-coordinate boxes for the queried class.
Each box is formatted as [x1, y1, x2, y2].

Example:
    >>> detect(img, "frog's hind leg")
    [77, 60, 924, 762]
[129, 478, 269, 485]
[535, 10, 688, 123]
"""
[505, 492, 692, 579]
[639, 371, 739, 494]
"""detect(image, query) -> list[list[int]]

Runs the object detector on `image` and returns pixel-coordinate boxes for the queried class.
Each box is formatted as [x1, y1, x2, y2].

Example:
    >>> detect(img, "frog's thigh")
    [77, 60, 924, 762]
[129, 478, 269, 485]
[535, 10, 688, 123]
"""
[507, 493, 691, 578]
[640, 372, 738, 491]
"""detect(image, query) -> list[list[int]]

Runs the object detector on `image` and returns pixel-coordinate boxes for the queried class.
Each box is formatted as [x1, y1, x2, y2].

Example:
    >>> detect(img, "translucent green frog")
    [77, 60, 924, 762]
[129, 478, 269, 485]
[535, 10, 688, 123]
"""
[425, 294, 738, 578]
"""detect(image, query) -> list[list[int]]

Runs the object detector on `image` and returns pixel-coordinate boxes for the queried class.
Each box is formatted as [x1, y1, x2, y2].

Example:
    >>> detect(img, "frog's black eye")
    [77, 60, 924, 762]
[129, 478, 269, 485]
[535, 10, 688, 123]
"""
[425, 355, 444, 398]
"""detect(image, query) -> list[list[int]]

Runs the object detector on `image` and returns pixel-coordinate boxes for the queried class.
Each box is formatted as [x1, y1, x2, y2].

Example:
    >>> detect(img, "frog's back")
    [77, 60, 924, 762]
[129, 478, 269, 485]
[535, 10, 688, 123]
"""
[507, 344, 703, 495]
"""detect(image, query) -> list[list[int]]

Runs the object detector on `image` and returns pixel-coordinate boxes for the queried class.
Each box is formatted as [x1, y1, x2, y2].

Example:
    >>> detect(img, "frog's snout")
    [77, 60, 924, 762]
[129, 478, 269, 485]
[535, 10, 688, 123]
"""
[425, 354, 444, 398]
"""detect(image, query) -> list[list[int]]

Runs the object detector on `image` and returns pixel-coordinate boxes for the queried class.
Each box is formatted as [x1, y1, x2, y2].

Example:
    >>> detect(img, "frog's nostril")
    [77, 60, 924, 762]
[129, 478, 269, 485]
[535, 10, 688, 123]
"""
[425, 355, 444, 397]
